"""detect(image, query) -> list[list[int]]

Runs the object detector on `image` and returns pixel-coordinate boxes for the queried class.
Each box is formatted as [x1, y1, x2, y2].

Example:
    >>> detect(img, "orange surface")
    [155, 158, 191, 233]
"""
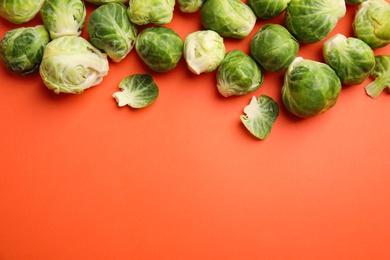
[1, 2, 390, 260]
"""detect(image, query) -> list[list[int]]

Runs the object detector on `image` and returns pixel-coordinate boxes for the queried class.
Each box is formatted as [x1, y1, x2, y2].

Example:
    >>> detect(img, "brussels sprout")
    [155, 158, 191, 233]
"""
[40, 0, 86, 40]
[39, 36, 109, 94]
[87, 2, 137, 63]
[247, 0, 291, 19]
[353, 0, 390, 49]
[127, 0, 175, 26]
[365, 55, 390, 98]
[177, 0, 206, 13]
[282, 57, 342, 118]
[323, 34, 375, 85]
[113, 74, 159, 108]
[135, 26, 183, 73]
[216, 50, 263, 97]
[200, 0, 257, 39]
[0, 0, 44, 24]
[240, 95, 279, 139]
[0, 25, 50, 75]
[284, 0, 346, 43]
[183, 30, 225, 75]
[250, 24, 299, 72]
[346, 0, 366, 4]
[84, 0, 127, 4]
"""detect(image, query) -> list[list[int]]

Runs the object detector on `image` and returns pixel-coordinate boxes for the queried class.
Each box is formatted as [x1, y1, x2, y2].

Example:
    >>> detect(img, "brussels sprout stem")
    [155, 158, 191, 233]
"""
[365, 77, 390, 98]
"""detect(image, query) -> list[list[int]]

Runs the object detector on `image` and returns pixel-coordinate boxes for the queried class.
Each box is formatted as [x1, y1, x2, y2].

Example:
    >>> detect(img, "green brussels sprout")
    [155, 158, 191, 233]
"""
[135, 26, 183, 73]
[127, 0, 175, 26]
[216, 50, 263, 97]
[282, 57, 342, 118]
[323, 34, 375, 85]
[247, 0, 291, 19]
[39, 36, 109, 94]
[40, 0, 86, 40]
[0, 25, 50, 75]
[177, 0, 206, 13]
[113, 74, 159, 108]
[84, 0, 127, 5]
[346, 0, 366, 4]
[200, 0, 257, 39]
[353, 0, 390, 49]
[0, 0, 44, 24]
[87, 2, 137, 63]
[240, 95, 279, 139]
[250, 24, 299, 72]
[365, 55, 390, 98]
[284, 0, 346, 43]
[183, 30, 225, 75]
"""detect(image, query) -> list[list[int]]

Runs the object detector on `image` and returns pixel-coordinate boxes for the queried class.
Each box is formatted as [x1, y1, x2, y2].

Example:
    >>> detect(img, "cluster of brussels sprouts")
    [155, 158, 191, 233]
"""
[0, 0, 390, 139]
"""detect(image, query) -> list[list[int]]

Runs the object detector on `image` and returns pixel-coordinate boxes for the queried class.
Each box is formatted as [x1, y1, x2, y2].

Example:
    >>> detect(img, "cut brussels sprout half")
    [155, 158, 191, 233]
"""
[240, 95, 279, 140]
[113, 74, 159, 108]
[0, 0, 44, 24]
[365, 55, 390, 98]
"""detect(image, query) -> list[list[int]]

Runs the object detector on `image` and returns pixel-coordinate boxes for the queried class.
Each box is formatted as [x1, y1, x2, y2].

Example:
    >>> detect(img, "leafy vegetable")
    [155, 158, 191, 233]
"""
[0, 25, 50, 74]
[241, 95, 279, 139]
[39, 36, 109, 94]
[0, 0, 44, 24]
[365, 55, 390, 98]
[113, 74, 159, 108]
[177, 0, 206, 13]
[247, 0, 291, 19]
[84, 0, 127, 5]
[127, 0, 175, 26]
[346, 0, 366, 4]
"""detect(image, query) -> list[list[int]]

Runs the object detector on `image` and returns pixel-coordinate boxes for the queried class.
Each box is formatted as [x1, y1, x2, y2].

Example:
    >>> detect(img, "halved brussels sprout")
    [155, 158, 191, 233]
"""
[183, 30, 225, 75]
[87, 2, 137, 62]
[200, 0, 257, 39]
[128, 0, 175, 26]
[39, 36, 109, 94]
[177, 0, 206, 13]
[365, 55, 390, 98]
[113, 74, 159, 108]
[216, 50, 263, 97]
[250, 24, 299, 72]
[0, 0, 44, 24]
[353, 0, 390, 49]
[84, 0, 127, 4]
[240, 95, 279, 139]
[284, 0, 346, 43]
[247, 0, 291, 19]
[135, 26, 183, 72]
[323, 34, 375, 85]
[40, 0, 86, 40]
[0, 25, 50, 75]
[282, 57, 342, 118]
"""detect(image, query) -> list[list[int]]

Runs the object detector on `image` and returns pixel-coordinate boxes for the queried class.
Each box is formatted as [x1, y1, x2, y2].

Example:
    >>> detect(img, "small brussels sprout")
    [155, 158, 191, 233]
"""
[323, 34, 375, 85]
[282, 57, 342, 118]
[240, 95, 279, 139]
[284, 0, 346, 43]
[365, 55, 390, 98]
[40, 0, 86, 40]
[84, 0, 127, 5]
[177, 0, 206, 13]
[113, 74, 159, 108]
[353, 0, 390, 49]
[247, 0, 291, 19]
[250, 24, 299, 72]
[0, 0, 44, 24]
[200, 0, 257, 39]
[346, 0, 366, 4]
[183, 30, 225, 75]
[39, 36, 109, 94]
[0, 25, 50, 75]
[127, 0, 175, 26]
[135, 26, 183, 73]
[87, 2, 137, 63]
[216, 50, 263, 97]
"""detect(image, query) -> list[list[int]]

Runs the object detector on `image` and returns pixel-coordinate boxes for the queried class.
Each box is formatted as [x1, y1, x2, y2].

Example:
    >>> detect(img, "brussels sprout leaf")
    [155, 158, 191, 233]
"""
[365, 55, 390, 98]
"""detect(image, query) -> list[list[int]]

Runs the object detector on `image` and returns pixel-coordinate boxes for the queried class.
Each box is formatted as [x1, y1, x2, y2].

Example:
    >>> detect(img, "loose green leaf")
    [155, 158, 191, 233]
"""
[365, 55, 390, 98]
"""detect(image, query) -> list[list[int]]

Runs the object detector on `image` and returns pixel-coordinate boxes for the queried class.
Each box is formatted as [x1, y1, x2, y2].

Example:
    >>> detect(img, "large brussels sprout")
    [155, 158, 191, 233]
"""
[200, 0, 257, 39]
[216, 50, 263, 97]
[282, 57, 342, 118]
[39, 36, 109, 94]
[135, 26, 183, 72]
[250, 24, 299, 72]
[0, 25, 50, 75]
[85, 0, 127, 4]
[353, 0, 390, 49]
[183, 30, 225, 75]
[247, 0, 291, 19]
[40, 0, 86, 40]
[87, 2, 137, 63]
[0, 0, 44, 24]
[284, 0, 346, 43]
[365, 55, 390, 98]
[323, 34, 375, 85]
[128, 0, 175, 26]
[177, 0, 206, 13]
